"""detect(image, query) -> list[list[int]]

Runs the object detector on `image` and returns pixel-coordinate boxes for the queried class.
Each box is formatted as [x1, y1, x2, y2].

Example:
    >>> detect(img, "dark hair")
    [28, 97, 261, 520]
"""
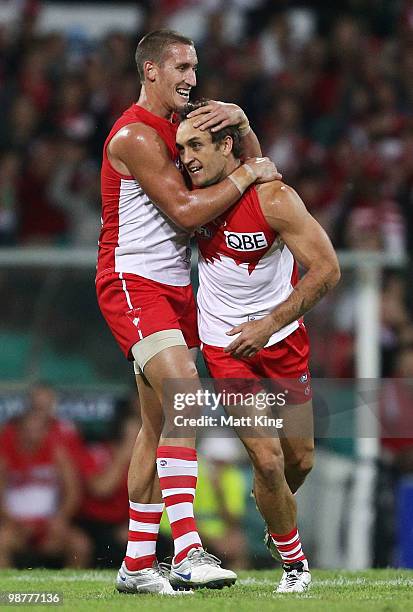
[179, 100, 243, 159]
[135, 29, 194, 83]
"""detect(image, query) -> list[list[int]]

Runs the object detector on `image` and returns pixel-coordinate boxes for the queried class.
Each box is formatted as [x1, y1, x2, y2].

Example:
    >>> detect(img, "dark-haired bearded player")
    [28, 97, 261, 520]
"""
[175, 103, 340, 593]
[96, 30, 280, 594]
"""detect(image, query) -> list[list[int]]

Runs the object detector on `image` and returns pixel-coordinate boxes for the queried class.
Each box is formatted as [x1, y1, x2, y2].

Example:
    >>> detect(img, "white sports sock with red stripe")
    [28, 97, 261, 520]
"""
[156, 445, 202, 563]
[124, 501, 164, 571]
[270, 526, 309, 570]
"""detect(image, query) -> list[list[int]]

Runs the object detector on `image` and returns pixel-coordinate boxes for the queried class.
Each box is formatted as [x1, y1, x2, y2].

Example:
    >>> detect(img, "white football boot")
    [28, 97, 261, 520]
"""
[116, 561, 192, 595]
[169, 548, 237, 590]
[275, 561, 312, 593]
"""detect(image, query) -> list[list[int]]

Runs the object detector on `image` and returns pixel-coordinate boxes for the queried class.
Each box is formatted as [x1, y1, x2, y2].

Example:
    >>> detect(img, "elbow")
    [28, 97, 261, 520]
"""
[177, 216, 197, 232]
[173, 206, 198, 232]
[327, 261, 341, 288]
[172, 193, 200, 232]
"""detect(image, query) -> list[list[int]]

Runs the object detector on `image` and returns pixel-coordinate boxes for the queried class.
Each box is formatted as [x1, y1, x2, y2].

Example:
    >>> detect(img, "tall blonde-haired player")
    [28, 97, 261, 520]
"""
[96, 31, 280, 594]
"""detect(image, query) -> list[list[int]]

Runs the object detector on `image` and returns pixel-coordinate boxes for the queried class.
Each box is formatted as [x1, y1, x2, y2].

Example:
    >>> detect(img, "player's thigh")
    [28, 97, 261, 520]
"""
[142, 345, 201, 441]
[277, 399, 315, 466]
[97, 273, 199, 363]
[143, 344, 200, 399]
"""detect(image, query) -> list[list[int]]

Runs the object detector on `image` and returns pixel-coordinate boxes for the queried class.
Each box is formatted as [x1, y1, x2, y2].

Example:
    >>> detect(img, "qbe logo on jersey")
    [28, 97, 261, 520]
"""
[224, 230, 268, 251]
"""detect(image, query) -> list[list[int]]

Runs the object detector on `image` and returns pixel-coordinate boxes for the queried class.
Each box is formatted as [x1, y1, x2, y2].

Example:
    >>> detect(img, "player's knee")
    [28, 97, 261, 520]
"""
[252, 447, 285, 487]
[287, 446, 314, 480]
[185, 360, 199, 380]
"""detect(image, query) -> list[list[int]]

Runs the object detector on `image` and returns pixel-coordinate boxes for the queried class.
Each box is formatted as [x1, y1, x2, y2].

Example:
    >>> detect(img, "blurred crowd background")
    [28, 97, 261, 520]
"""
[1, 0, 413, 257]
[1, 0, 413, 571]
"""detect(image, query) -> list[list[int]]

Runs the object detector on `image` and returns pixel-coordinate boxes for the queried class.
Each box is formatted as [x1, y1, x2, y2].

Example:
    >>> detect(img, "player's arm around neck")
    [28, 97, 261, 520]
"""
[108, 123, 270, 232]
[260, 181, 341, 332]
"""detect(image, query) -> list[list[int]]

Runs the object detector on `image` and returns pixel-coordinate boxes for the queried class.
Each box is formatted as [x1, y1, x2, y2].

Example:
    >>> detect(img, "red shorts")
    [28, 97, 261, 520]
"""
[96, 272, 199, 360]
[202, 323, 312, 405]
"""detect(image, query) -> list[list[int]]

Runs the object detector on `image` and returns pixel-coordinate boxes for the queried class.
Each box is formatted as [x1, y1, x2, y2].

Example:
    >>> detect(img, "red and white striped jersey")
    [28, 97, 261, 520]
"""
[197, 185, 299, 347]
[97, 104, 191, 286]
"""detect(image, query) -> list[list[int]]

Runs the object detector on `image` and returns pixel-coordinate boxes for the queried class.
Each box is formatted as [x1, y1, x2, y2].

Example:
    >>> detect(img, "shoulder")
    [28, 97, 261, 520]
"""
[110, 122, 161, 151]
[255, 181, 308, 229]
[108, 121, 171, 170]
[256, 180, 298, 203]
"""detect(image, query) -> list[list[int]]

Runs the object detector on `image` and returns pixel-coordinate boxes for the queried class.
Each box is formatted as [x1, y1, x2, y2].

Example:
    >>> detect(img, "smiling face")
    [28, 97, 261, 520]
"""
[176, 117, 234, 187]
[146, 43, 198, 112]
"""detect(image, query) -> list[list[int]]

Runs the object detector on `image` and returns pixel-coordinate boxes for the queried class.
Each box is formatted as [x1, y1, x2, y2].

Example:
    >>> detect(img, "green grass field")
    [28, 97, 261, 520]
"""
[0, 569, 412, 611]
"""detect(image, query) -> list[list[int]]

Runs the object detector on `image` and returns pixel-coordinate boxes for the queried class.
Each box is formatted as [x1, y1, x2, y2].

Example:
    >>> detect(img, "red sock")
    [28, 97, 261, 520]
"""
[124, 501, 163, 571]
[157, 446, 202, 563]
[270, 526, 308, 569]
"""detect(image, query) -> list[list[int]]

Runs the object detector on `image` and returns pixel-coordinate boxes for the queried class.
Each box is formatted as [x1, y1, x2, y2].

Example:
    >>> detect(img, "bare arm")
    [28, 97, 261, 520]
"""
[187, 100, 262, 157]
[109, 123, 275, 232]
[225, 183, 340, 357]
[263, 183, 341, 328]
[240, 129, 262, 158]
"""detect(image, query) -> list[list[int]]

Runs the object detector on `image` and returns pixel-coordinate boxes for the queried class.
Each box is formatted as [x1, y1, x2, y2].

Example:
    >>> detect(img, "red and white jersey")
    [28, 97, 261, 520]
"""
[97, 104, 191, 286]
[197, 185, 299, 348]
[0, 423, 60, 520]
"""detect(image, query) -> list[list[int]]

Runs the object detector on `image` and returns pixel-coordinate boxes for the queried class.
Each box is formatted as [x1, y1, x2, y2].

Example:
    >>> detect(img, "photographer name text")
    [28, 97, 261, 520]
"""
[174, 415, 284, 428]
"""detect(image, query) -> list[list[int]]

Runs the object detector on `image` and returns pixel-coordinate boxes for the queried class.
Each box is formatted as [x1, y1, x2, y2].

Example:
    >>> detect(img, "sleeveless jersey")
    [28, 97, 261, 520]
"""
[197, 185, 299, 347]
[97, 104, 191, 286]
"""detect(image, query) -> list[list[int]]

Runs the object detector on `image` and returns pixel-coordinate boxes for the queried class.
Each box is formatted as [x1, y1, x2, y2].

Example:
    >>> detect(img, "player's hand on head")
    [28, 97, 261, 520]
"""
[244, 157, 282, 183]
[224, 317, 275, 358]
[188, 100, 247, 132]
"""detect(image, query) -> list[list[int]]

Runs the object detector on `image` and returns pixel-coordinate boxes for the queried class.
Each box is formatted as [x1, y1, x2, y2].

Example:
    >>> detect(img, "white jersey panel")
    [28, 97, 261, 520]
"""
[114, 178, 191, 286]
[197, 243, 299, 347]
